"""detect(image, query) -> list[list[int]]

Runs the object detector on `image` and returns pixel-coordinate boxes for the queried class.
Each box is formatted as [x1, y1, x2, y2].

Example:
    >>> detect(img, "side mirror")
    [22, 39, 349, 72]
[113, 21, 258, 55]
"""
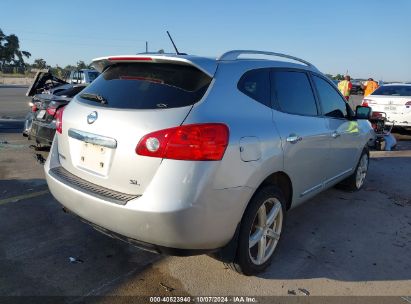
[355, 105, 372, 120]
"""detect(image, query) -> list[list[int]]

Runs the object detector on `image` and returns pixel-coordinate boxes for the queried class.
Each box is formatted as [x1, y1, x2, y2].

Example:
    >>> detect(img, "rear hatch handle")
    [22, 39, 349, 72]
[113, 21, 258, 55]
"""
[68, 129, 117, 149]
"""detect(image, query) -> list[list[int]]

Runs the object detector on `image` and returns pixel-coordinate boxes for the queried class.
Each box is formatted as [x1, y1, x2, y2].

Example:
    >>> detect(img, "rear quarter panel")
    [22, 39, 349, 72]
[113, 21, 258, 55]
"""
[184, 61, 284, 213]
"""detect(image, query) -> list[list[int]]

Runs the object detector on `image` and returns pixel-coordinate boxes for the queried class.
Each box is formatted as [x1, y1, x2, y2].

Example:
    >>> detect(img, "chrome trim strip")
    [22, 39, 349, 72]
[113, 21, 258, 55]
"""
[323, 168, 353, 185]
[300, 183, 322, 197]
[300, 168, 353, 197]
[68, 128, 117, 149]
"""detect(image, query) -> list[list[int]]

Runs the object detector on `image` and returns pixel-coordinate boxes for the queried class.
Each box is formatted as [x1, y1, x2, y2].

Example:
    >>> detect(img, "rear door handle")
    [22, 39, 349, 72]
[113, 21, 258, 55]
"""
[286, 134, 302, 143]
[332, 131, 341, 139]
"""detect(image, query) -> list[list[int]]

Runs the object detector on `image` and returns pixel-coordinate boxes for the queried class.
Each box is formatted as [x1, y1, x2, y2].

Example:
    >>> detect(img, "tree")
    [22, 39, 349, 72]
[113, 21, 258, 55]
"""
[76, 60, 92, 69]
[33, 58, 48, 69]
[64, 64, 76, 71]
[334, 74, 344, 80]
[50, 64, 65, 78]
[0, 28, 31, 70]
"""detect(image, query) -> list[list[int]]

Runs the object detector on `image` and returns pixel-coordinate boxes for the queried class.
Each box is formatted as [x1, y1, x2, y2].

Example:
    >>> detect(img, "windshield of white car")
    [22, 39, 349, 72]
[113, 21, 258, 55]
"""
[371, 85, 411, 96]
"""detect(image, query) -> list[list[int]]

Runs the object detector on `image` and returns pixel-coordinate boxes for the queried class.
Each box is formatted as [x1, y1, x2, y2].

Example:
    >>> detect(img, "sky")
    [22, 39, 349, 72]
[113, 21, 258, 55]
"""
[2, 0, 411, 81]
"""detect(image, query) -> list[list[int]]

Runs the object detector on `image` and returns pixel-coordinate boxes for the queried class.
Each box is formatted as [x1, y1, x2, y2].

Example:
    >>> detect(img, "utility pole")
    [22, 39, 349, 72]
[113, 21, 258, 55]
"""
[145, 41, 148, 53]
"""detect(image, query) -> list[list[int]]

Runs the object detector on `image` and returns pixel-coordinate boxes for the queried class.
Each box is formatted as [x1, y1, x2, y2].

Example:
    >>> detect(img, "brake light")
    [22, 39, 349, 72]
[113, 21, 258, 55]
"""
[55, 107, 65, 134]
[46, 105, 58, 116]
[108, 57, 152, 61]
[31, 105, 37, 112]
[405, 101, 411, 106]
[362, 99, 374, 107]
[136, 123, 229, 161]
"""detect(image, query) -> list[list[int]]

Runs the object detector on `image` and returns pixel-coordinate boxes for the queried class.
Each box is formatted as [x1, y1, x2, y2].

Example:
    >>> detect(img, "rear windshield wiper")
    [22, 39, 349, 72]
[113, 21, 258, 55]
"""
[80, 93, 108, 104]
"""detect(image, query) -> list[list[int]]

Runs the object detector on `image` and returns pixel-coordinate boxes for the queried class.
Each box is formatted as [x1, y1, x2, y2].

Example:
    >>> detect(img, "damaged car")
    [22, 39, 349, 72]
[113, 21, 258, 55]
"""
[27, 85, 87, 146]
[23, 69, 99, 139]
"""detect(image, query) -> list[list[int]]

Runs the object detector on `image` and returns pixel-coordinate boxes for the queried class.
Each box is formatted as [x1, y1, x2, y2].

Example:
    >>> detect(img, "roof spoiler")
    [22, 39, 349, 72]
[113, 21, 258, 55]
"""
[91, 55, 217, 77]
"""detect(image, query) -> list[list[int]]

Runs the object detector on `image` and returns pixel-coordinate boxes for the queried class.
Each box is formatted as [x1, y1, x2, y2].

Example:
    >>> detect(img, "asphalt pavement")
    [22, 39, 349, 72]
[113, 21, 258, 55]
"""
[0, 85, 31, 120]
[0, 86, 411, 301]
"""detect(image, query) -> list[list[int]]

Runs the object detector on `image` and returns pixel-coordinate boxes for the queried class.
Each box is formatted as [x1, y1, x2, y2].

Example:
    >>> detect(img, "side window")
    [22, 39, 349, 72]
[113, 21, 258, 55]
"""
[71, 71, 78, 83]
[312, 75, 348, 119]
[238, 69, 270, 107]
[79, 71, 85, 83]
[271, 71, 318, 116]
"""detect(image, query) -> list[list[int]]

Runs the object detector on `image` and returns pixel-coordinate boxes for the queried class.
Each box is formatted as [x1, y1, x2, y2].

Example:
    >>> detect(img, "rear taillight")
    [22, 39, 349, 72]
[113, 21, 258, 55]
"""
[31, 105, 37, 112]
[362, 99, 375, 107]
[405, 101, 411, 106]
[136, 123, 229, 161]
[46, 106, 57, 116]
[55, 107, 65, 134]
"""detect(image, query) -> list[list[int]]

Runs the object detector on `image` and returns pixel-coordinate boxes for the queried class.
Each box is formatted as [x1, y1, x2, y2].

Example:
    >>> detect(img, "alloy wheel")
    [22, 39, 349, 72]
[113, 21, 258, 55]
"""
[248, 198, 283, 265]
[356, 153, 368, 189]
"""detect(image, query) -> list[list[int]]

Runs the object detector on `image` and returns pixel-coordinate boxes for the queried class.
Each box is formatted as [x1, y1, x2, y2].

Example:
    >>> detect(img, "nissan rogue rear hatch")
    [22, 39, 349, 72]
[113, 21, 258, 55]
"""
[56, 59, 212, 195]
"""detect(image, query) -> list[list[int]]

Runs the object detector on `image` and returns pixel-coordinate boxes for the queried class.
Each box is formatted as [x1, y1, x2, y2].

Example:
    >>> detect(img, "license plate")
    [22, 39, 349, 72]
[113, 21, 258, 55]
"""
[384, 105, 396, 111]
[36, 109, 46, 119]
[78, 142, 110, 175]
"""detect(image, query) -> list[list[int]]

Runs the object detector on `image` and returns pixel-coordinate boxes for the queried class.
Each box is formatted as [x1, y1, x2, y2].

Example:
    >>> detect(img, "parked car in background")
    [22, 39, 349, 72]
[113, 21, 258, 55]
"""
[24, 85, 87, 145]
[26, 69, 99, 96]
[45, 50, 373, 275]
[68, 69, 100, 84]
[36, 69, 100, 95]
[362, 83, 411, 129]
[24, 69, 100, 138]
[351, 80, 364, 95]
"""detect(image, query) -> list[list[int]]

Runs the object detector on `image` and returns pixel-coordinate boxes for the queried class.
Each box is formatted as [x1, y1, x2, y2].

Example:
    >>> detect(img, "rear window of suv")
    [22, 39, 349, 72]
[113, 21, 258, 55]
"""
[55, 85, 86, 97]
[371, 85, 411, 96]
[78, 63, 212, 109]
[237, 69, 270, 107]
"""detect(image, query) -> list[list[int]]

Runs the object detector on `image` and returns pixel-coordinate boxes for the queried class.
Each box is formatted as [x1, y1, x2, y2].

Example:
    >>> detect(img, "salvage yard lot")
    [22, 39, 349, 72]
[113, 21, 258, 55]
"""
[1, 86, 411, 299]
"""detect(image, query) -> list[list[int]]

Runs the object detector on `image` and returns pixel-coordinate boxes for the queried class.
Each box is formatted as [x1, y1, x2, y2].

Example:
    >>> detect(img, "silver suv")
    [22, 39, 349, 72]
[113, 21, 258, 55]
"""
[45, 50, 373, 275]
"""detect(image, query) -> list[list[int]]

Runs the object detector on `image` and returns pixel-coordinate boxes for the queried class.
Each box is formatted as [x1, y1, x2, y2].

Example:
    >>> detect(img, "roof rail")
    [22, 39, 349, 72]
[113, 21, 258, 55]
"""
[217, 50, 315, 68]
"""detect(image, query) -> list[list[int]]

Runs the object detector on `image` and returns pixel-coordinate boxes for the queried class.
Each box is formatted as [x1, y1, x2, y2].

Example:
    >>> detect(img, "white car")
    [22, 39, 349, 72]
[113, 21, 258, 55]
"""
[362, 84, 411, 128]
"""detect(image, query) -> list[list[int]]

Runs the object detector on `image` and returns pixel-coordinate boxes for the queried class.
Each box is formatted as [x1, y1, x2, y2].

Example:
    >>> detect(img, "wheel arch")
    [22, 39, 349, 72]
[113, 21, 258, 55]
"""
[254, 171, 293, 210]
[214, 171, 293, 264]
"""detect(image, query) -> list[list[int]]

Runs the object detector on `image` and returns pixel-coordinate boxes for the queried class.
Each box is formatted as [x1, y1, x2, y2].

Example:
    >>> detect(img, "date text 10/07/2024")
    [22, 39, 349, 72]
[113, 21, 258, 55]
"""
[149, 296, 257, 303]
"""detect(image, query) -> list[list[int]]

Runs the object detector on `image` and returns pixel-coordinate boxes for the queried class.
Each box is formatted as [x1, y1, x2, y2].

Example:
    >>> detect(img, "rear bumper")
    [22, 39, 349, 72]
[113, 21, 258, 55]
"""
[61, 205, 220, 256]
[384, 113, 411, 127]
[30, 120, 55, 144]
[370, 106, 411, 127]
[45, 137, 253, 252]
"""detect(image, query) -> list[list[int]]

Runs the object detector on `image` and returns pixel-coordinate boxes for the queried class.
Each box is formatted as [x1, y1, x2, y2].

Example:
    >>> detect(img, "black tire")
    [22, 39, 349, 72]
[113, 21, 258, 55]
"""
[338, 148, 369, 191]
[226, 185, 286, 275]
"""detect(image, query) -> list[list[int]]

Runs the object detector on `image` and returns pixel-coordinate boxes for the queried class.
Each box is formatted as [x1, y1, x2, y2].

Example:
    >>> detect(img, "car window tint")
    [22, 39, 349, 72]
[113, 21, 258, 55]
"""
[371, 85, 411, 96]
[238, 69, 270, 107]
[78, 63, 212, 109]
[271, 71, 317, 116]
[313, 75, 348, 119]
[55, 86, 86, 97]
